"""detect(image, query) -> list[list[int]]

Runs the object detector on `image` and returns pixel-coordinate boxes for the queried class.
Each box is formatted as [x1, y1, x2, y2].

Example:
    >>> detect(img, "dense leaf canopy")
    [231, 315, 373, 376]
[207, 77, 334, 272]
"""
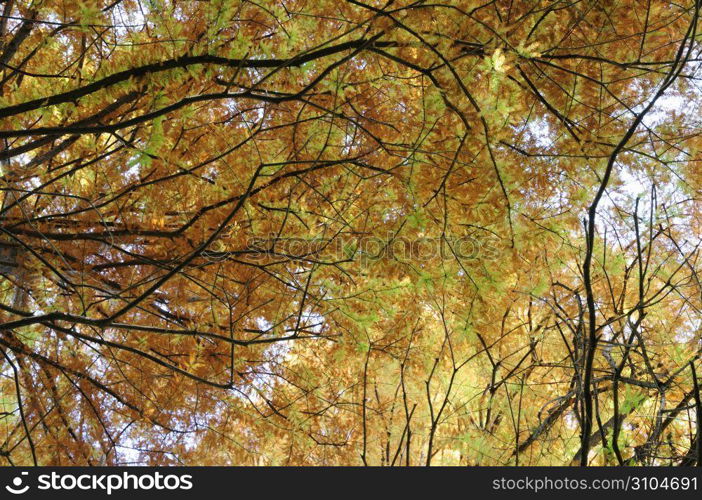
[1, 0, 702, 466]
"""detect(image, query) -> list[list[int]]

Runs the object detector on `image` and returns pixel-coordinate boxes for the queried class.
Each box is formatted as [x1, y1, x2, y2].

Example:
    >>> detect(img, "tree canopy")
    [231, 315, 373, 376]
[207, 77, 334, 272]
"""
[1, 0, 702, 466]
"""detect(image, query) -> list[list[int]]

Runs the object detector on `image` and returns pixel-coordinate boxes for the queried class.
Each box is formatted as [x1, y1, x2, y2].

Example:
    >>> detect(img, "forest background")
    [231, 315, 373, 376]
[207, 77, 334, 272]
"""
[1, 0, 702, 466]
